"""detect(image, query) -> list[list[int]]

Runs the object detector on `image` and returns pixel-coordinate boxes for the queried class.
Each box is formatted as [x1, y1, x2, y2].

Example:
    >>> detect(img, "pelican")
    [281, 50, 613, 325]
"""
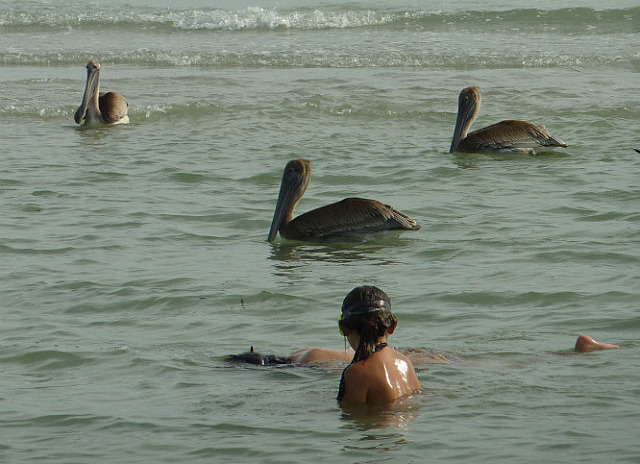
[449, 86, 567, 154]
[267, 158, 421, 242]
[74, 60, 129, 125]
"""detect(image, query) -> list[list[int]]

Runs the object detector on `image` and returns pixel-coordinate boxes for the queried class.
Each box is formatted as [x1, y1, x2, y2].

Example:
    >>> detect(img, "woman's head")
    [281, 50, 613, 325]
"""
[339, 286, 398, 363]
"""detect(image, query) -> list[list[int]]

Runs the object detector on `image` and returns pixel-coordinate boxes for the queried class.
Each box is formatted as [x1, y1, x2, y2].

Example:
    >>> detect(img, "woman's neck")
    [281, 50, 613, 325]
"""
[374, 341, 388, 352]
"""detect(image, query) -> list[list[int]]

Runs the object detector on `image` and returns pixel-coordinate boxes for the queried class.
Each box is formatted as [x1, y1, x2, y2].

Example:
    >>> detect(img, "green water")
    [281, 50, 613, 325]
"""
[1, 1, 639, 462]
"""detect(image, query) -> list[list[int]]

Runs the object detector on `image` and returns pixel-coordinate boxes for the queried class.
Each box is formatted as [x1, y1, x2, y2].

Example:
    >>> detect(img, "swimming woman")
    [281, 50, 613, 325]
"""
[228, 286, 424, 404]
[228, 287, 619, 403]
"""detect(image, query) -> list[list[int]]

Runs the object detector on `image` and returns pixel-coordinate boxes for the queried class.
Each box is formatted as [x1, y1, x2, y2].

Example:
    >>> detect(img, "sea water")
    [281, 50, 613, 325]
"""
[1, 0, 639, 462]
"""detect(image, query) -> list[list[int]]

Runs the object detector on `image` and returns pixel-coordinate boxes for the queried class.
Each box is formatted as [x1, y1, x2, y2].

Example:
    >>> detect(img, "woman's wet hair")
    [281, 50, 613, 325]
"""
[340, 286, 398, 363]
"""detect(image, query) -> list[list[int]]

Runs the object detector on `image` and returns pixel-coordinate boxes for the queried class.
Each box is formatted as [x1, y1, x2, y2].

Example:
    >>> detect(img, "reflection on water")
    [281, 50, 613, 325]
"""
[339, 394, 422, 432]
[450, 150, 569, 169]
[267, 238, 418, 286]
[71, 123, 134, 158]
[342, 432, 414, 454]
[268, 238, 414, 265]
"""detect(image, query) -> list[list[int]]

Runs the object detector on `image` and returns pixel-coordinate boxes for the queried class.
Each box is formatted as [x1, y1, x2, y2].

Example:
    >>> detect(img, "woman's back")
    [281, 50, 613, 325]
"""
[340, 346, 420, 404]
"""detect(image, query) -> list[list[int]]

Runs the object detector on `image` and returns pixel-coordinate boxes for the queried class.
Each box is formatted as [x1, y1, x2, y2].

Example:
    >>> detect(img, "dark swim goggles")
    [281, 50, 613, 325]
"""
[338, 299, 391, 336]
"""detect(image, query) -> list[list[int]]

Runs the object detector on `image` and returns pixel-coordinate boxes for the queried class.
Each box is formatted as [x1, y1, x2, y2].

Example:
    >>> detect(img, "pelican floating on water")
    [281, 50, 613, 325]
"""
[74, 60, 129, 125]
[449, 86, 567, 154]
[267, 158, 421, 242]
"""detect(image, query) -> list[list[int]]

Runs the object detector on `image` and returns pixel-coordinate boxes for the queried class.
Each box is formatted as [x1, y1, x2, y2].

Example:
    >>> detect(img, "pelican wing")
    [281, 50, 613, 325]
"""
[99, 92, 129, 124]
[286, 197, 420, 241]
[464, 120, 567, 152]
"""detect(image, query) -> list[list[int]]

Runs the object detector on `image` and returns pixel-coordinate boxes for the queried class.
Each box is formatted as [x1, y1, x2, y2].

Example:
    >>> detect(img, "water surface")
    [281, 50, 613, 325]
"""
[1, 0, 639, 462]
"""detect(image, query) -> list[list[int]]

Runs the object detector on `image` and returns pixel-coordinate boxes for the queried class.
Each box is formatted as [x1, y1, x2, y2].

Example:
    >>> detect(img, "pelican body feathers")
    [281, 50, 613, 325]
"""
[267, 159, 420, 243]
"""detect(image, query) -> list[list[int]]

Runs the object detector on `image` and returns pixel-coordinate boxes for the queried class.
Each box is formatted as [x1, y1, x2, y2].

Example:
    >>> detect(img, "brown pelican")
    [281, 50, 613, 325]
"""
[449, 86, 567, 154]
[267, 158, 421, 242]
[74, 60, 129, 125]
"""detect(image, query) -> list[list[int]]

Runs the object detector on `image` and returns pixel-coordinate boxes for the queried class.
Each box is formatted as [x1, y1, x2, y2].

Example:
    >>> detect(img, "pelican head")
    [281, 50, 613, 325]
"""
[450, 86, 482, 153]
[74, 60, 102, 124]
[267, 158, 312, 242]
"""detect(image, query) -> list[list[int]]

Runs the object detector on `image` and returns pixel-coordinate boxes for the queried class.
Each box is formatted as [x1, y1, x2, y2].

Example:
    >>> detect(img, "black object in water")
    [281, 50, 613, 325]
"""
[226, 346, 291, 365]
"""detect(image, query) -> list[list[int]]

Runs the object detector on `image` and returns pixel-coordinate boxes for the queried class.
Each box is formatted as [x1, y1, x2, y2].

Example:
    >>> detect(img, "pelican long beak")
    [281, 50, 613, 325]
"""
[450, 108, 467, 153]
[267, 177, 296, 242]
[450, 89, 479, 153]
[450, 99, 476, 152]
[74, 66, 100, 124]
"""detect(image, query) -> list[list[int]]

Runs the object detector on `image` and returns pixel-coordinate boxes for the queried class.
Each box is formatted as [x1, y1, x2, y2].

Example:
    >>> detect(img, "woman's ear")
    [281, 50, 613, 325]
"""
[387, 321, 397, 335]
[339, 322, 350, 337]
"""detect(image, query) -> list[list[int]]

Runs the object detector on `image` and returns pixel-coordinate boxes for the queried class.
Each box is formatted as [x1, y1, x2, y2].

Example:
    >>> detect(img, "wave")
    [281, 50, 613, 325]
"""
[0, 100, 224, 123]
[0, 6, 396, 31]
[1, 350, 93, 370]
[1, 48, 638, 70]
[1, 6, 638, 33]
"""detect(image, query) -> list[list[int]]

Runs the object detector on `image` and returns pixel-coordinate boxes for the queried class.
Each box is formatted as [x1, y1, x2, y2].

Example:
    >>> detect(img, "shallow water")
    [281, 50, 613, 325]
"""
[1, 0, 639, 462]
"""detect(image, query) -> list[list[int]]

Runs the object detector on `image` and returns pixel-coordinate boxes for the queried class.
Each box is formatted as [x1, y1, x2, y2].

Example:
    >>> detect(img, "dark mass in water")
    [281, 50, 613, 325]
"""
[226, 346, 291, 365]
